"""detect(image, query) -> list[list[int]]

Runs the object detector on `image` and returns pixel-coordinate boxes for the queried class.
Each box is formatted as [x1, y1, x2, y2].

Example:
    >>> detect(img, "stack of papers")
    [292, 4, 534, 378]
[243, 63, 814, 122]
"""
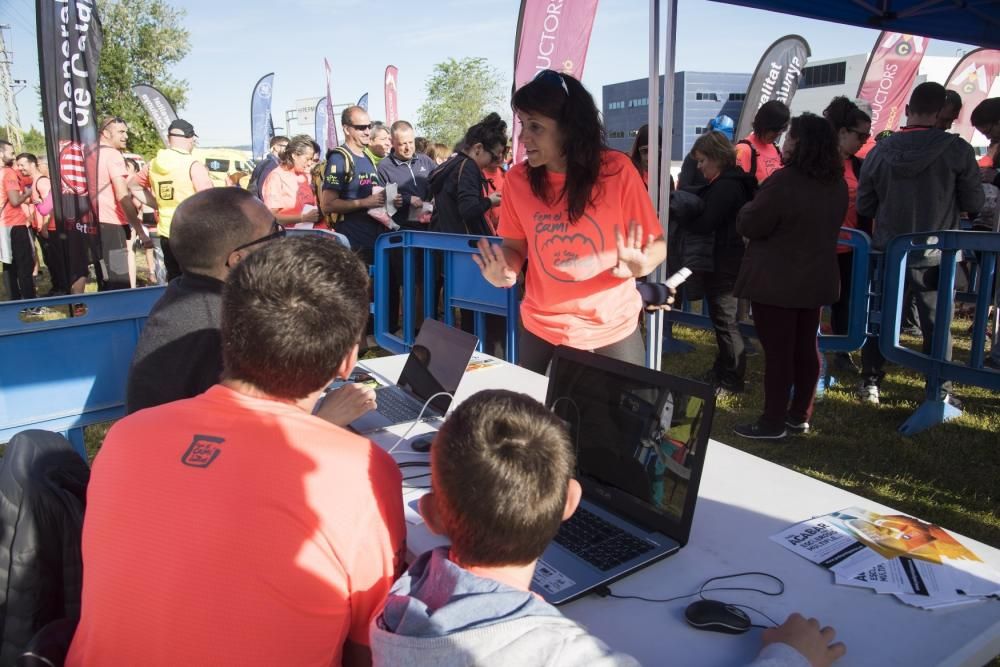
[772, 507, 1000, 610]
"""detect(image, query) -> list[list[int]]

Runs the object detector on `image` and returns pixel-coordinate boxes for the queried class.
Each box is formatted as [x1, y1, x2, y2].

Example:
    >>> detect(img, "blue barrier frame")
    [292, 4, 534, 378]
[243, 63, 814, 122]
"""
[0, 286, 166, 459]
[664, 227, 872, 354]
[372, 231, 520, 362]
[878, 231, 1000, 435]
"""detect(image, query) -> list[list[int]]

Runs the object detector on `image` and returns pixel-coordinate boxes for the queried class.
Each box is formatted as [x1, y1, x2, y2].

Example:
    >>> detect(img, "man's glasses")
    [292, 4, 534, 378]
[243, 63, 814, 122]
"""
[229, 220, 286, 260]
[533, 69, 570, 95]
[348, 123, 374, 131]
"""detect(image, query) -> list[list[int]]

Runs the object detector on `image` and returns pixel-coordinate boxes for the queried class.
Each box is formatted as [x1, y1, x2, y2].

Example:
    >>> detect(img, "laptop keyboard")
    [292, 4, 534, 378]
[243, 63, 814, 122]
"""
[554, 507, 656, 571]
[375, 387, 425, 422]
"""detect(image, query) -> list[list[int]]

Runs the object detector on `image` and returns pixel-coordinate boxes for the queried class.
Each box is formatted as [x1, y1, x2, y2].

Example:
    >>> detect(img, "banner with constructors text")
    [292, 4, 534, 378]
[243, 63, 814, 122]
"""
[250, 73, 275, 160]
[315, 96, 328, 157]
[358, 92, 369, 112]
[734, 35, 811, 141]
[133, 84, 178, 147]
[36, 0, 103, 276]
[324, 59, 338, 150]
[384, 67, 399, 125]
[511, 0, 600, 160]
[857, 32, 929, 136]
[946, 48, 1000, 142]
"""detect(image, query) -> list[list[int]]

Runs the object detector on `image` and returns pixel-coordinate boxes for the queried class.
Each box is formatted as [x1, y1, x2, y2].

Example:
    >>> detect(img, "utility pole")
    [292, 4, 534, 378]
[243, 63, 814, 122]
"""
[0, 25, 25, 149]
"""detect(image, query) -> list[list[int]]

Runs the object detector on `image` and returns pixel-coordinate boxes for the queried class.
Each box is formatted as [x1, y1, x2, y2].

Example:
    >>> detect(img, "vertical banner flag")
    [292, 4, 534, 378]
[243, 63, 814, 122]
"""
[734, 35, 811, 142]
[315, 96, 328, 157]
[36, 0, 103, 276]
[511, 0, 600, 159]
[857, 33, 929, 136]
[250, 73, 275, 160]
[945, 48, 1000, 142]
[384, 66, 399, 125]
[132, 84, 178, 147]
[358, 92, 369, 112]
[324, 58, 338, 149]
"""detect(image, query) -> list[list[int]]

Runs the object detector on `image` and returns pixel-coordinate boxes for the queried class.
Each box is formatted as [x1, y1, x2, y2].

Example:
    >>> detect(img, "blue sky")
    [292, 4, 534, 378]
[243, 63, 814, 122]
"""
[2, 0, 977, 147]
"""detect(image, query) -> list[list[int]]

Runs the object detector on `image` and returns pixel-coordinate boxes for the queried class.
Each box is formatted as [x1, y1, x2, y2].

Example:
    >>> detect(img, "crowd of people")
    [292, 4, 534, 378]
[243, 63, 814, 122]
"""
[3, 68, 1000, 665]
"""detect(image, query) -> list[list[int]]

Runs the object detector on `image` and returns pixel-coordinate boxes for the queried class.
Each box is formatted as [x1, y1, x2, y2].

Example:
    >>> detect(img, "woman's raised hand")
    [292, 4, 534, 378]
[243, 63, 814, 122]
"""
[611, 220, 657, 279]
[473, 237, 518, 288]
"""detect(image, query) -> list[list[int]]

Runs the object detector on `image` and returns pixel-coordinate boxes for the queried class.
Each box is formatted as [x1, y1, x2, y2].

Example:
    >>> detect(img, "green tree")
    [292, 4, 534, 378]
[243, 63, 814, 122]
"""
[95, 0, 190, 159]
[21, 127, 47, 156]
[417, 58, 506, 148]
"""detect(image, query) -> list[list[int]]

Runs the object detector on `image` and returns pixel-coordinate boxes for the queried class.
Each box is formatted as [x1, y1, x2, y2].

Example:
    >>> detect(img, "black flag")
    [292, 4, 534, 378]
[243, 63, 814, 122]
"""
[734, 35, 811, 141]
[133, 84, 179, 147]
[35, 0, 103, 287]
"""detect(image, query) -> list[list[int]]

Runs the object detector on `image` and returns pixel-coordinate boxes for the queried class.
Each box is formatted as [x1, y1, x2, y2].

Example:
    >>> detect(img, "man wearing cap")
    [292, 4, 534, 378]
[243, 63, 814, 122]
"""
[96, 116, 152, 291]
[147, 119, 215, 281]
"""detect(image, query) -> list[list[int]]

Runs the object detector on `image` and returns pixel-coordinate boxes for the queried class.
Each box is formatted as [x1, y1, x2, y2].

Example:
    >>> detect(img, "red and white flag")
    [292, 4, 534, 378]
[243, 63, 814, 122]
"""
[946, 49, 1000, 142]
[384, 66, 399, 126]
[857, 32, 930, 135]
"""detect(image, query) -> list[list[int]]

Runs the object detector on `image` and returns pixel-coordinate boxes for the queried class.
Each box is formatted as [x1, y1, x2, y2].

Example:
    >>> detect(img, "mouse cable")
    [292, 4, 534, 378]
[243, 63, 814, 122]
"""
[600, 571, 785, 628]
[387, 391, 455, 455]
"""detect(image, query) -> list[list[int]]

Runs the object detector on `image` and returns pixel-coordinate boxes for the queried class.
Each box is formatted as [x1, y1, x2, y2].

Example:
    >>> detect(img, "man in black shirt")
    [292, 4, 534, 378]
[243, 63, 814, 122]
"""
[126, 188, 373, 423]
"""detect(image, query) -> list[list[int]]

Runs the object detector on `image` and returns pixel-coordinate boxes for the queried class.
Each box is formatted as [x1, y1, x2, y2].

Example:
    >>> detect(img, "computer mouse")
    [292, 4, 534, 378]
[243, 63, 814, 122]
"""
[684, 599, 752, 634]
[410, 435, 434, 453]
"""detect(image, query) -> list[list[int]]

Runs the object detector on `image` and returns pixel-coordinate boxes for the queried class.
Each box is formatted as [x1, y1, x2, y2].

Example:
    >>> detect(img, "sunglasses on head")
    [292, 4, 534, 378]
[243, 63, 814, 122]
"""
[101, 116, 127, 132]
[533, 69, 570, 95]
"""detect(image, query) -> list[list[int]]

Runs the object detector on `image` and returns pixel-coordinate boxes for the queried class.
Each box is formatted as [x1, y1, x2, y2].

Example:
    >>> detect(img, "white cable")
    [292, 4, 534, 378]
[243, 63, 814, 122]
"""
[386, 391, 455, 455]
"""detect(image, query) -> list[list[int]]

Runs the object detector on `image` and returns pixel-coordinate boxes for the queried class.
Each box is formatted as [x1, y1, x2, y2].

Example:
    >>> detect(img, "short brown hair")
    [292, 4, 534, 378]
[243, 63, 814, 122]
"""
[432, 390, 575, 566]
[690, 131, 736, 169]
[221, 236, 369, 399]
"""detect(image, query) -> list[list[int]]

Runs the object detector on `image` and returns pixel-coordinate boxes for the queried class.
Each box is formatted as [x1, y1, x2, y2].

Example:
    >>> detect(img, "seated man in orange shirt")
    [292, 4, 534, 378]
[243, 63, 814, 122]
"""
[67, 236, 406, 667]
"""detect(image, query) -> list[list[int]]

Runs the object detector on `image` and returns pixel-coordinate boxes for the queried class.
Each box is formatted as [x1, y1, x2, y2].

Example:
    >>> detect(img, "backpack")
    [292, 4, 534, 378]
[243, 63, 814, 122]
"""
[323, 147, 357, 225]
[736, 139, 780, 185]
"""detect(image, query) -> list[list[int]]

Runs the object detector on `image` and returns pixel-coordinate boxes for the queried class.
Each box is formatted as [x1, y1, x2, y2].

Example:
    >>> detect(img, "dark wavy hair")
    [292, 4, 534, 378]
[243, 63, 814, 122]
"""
[823, 96, 870, 131]
[463, 113, 508, 159]
[783, 113, 844, 182]
[512, 70, 607, 222]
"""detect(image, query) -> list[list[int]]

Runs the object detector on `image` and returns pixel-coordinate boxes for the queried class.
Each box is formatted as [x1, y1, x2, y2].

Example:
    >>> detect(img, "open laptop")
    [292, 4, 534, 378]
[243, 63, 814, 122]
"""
[531, 346, 715, 605]
[349, 319, 479, 434]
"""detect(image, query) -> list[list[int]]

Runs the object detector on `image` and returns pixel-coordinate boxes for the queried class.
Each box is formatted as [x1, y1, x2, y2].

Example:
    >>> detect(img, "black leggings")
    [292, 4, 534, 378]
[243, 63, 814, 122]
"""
[518, 325, 647, 375]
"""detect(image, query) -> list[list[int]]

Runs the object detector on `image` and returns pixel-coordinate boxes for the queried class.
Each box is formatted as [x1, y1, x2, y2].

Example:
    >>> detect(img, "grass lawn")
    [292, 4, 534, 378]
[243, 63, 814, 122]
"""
[661, 322, 1000, 549]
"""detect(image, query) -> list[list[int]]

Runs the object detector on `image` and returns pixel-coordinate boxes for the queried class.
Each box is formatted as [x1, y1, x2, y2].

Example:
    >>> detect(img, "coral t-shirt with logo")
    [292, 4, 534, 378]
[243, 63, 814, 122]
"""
[67, 384, 406, 667]
[498, 150, 663, 349]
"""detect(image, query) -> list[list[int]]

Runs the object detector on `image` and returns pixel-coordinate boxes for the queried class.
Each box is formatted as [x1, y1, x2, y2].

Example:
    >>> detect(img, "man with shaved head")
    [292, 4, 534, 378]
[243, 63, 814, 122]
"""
[126, 187, 374, 423]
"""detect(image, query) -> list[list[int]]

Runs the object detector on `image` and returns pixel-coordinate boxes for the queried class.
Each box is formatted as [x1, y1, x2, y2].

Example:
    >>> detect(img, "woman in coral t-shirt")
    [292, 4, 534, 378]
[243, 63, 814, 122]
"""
[474, 70, 666, 374]
[261, 135, 322, 228]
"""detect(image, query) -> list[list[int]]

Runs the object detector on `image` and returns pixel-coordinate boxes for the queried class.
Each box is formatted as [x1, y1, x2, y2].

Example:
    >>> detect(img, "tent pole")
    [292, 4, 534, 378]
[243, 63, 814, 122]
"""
[646, 0, 678, 370]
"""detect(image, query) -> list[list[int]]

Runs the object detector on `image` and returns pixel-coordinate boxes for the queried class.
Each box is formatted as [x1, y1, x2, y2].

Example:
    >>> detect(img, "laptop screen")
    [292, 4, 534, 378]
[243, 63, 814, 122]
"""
[546, 347, 714, 544]
[396, 319, 479, 413]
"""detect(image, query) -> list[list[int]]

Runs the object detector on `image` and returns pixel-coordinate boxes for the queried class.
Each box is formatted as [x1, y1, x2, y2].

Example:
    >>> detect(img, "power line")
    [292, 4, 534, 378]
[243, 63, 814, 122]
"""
[0, 25, 25, 147]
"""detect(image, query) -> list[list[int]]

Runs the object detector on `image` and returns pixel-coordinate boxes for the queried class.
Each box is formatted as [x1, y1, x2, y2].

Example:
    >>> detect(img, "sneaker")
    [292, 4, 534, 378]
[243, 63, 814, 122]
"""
[733, 421, 787, 440]
[858, 384, 880, 405]
[785, 420, 810, 435]
[943, 394, 963, 410]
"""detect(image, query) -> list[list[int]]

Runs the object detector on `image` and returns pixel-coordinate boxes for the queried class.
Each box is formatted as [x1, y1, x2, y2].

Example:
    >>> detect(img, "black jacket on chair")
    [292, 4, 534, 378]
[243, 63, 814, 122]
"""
[0, 430, 89, 664]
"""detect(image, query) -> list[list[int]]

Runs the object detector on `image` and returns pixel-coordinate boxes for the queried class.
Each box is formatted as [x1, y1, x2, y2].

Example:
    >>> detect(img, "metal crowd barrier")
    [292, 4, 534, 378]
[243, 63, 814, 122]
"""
[0, 287, 166, 459]
[878, 231, 1000, 435]
[372, 231, 520, 362]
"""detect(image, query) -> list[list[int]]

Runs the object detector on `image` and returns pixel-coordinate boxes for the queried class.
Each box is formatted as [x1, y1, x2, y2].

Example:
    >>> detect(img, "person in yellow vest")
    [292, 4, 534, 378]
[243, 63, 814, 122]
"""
[145, 119, 215, 281]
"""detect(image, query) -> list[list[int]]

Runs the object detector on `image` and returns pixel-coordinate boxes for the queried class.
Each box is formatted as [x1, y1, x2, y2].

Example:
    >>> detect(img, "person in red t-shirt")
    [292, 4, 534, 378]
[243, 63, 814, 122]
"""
[735, 101, 790, 185]
[474, 70, 666, 374]
[1, 140, 35, 300]
[68, 236, 405, 667]
[823, 97, 872, 375]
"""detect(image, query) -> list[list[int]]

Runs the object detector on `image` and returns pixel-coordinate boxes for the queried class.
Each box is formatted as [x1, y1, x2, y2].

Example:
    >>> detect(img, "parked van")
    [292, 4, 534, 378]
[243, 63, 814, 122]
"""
[192, 148, 254, 188]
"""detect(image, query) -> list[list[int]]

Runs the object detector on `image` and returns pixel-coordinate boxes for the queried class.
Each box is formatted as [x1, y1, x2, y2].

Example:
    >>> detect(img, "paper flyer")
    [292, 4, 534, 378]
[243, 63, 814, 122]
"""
[772, 508, 1000, 610]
